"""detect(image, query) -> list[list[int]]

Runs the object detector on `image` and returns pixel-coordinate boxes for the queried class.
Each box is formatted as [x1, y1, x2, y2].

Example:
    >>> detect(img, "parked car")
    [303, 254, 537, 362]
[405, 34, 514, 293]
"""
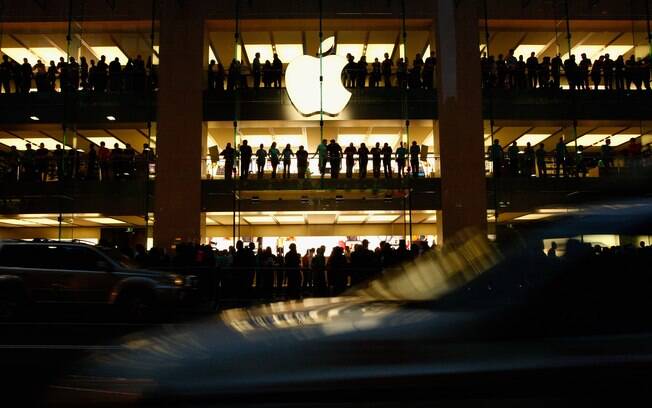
[0, 240, 195, 320]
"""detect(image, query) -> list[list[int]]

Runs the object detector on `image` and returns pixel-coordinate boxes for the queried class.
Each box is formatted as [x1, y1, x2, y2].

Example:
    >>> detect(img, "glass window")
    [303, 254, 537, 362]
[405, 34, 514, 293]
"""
[0, 244, 59, 269]
[56, 246, 106, 271]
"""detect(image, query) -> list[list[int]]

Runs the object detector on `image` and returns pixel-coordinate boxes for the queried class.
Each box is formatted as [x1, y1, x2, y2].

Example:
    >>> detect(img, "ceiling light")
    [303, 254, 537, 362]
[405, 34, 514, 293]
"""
[0, 219, 38, 226]
[24, 137, 68, 150]
[244, 216, 275, 224]
[275, 216, 305, 223]
[336, 44, 364, 59]
[337, 215, 367, 223]
[570, 134, 609, 148]
[365, 44, 395, 61]
[513, 44, 546, 58]
[603, 134, 640, 147]
[367, 214, 399, 223]
[1, 48, 38, 64]
[244, 44, 274, 63]
[82, 217, 126, 225]
[86, 136, 126, 149]
[27, 218, 65, 226]
[275, 44, 303, 63]
[538, 208, 578, 214]
[106, 115, 116, 121]
[30, 116, 40, 121]
[91, 46, 128, 63]
[515, 134, 551, 147]
[31, 47, 67, 63]
[514, 214, 552, 221]
[424, 215, 437, 222]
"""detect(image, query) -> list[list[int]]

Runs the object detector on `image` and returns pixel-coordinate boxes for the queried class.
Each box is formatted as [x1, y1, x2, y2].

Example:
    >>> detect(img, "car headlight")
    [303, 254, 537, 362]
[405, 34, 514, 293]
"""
[169, 274, 185, 287]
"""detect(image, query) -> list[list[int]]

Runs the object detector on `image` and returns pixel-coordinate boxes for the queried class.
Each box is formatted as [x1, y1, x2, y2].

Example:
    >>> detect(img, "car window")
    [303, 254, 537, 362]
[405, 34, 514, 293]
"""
[0, 244, 60, 269]
[56, 246, 107, 271]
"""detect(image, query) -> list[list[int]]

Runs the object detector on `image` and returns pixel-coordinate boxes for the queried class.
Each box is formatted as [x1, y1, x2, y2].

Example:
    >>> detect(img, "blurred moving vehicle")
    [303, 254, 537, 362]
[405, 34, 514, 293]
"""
[51, 202, 652, 406]
[0, 241, 195, 320]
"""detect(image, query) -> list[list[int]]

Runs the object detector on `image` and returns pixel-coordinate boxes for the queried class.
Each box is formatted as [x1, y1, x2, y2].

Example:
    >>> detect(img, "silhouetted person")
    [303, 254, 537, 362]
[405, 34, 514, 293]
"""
[357, 56, 368, 88]
[409, 141, 420, 177]
[111, 143, 123, 179]
[564, 55, 578, 90]
[285, 243, 302, 298]
[311, 246, 327, 296]
[80, 56, 89, 90]
[370, 57, 381, 87]
[395, 141, 407, 178]
[227, 59, 240, 91]
[0, 55, 11, 93]
[69, 57, 80, 90]
[396, 57, 407, 89]
[539, 56, 551, 88]
[371, 142, 382, 178]
[523, 142, 535, 177]
[239, 140, 253, 179]
[358, 142, 369, 178]
[591, 55, 603, 89]
[220, 142, 235, 180]
[381, 52, 393, 87]
[296, 145, 308, 179]
[123, 144, 136, 178]
[489, 139, 503, 177]
[327, 139, 342, 178]
[625, 55, 637, 90]
[87, 144, 98, 180]
[272, 53, 282, 87]
[262, 60, 272, 87]
[615, 55, 625, 90]
[96, 55, 108, 92]
[48, 60, 58, 91]
[268, 142, 280, 178]
[20, 58, 32, 94]
[109, 57, 122, 92]
[20, 143, 36, 181]
[252, 52, 261, 89]
[578, 53, 591, 90]
[344, 54, 357, 88]
[555, 137, 567, 177]
[423, 51, 436, 90]
[33, 60, 47, 92]
[381, 142, 393, 178]
[327, 246, 347, 295]
[603, 54, 614, 89]
[313, 139, 328, 178]
[344, 142, 357, 178]
[526, 52, 538, 88]
[35, 143, 49, 182]
[255, 144, 267, 178]
[601, 138, 613, 175]
[551, 54, 562, 89]
[282, 143, 293, 179]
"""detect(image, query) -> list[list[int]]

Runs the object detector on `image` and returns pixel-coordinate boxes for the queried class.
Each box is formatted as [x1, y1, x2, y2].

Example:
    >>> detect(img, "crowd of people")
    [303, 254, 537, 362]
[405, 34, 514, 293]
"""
[0, 141, 155, 182]
[0, 54, 157, 94]
[2, 47, 652, 95]
[218, 139, 423, 180]
[119, 238, 434, 301]
[487, 136, 649, 178]
[481, 50, 652, 91]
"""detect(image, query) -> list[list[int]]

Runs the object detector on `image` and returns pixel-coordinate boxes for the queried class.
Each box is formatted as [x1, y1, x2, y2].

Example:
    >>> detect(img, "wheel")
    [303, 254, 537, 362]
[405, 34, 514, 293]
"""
[0, 285, 26, 321]
[116, 290, 158, 322]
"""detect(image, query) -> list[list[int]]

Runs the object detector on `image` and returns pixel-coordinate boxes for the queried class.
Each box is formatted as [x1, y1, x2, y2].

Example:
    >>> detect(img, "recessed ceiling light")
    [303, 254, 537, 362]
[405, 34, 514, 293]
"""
[106, 115, 116, 121]
[29, 116, 39, 121]
[514, 214, 552, 221]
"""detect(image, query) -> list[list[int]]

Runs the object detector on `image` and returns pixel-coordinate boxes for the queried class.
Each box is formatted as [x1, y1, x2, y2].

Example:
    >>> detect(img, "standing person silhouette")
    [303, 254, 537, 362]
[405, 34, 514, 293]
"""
[252, 52, 261, 90]
[268, 142, 280, 179]
[313, 139, 328, 178]
[220, 142, 236, 180]
[239, 140, 252, 180]
[344, 142, 357, 178]
[409, 141, 420, 177]
[381, 52, 393, 87]
[282, 143, 294, 179]
[255, 143, 267, 178]
[358, 142, 369, 178]
[296, 145, 309, 179]
[381, 142, 393, 178]
[272, 53, 283, 88]
[327, 139, 342, 179]
[395, 142, 407, 178]
[371, 142, 382, 178]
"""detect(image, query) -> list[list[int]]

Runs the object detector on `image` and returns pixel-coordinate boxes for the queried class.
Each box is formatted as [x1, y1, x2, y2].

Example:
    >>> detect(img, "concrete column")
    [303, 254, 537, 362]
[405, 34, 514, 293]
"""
[434, 0, 487, 244]
[154, 0, 208, 249]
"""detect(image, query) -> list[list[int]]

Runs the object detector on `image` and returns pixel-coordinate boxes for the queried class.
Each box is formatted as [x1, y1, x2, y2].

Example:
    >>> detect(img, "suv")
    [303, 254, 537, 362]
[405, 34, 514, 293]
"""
[0, 241, 194, 320]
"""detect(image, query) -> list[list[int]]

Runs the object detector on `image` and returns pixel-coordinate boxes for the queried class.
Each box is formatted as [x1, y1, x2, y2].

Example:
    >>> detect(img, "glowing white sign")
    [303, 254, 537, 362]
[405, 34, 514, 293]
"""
[285, 51, 352, 116]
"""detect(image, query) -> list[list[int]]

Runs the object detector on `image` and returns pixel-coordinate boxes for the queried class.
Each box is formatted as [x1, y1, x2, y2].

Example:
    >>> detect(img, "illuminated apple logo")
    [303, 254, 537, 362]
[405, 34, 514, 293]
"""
[285, 37, 352, 116]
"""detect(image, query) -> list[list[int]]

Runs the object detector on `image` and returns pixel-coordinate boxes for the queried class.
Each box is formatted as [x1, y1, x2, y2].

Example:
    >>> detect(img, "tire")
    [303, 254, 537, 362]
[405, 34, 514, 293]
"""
[116, 289, 158, 322]
[0, 285, 26, 321]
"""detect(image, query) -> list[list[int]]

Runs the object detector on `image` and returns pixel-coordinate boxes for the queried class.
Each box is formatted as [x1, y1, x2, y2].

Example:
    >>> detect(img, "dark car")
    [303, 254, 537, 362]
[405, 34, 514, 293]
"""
[0, 241, 194, 320]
